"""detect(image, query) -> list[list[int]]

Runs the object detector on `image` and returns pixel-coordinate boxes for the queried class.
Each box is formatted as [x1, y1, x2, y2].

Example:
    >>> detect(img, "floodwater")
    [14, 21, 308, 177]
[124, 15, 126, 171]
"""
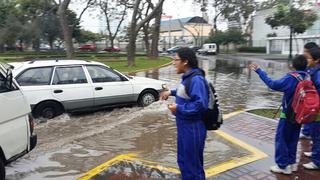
[135, 56, 289, 112]
[5, 56, 289, 180]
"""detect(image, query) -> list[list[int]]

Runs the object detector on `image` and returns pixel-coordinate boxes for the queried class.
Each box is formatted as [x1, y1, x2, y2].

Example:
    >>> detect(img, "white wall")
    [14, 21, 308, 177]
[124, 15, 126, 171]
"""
[252, 8, 290, 47]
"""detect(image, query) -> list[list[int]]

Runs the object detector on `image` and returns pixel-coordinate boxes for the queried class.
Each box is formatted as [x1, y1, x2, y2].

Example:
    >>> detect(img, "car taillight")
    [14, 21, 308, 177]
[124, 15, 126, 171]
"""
[28, 114, 35, 134]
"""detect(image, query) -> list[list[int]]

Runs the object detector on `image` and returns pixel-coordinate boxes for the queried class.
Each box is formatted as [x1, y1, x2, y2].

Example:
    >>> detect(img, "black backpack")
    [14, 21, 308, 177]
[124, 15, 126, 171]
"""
[185, 72, 223, 130]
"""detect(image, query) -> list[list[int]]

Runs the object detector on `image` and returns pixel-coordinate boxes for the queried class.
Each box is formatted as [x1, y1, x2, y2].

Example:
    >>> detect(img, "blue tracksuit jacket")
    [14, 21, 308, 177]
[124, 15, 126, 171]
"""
[307, 64, 320, 166]
[256, 68, 307, 169]
[171, 68, 208, 180]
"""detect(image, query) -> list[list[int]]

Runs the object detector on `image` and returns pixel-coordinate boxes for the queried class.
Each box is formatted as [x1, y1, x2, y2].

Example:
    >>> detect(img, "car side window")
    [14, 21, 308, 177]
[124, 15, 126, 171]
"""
[87, 66, 122, 83]
[52, 66, 88, 85]
[16, 67, 53, 86]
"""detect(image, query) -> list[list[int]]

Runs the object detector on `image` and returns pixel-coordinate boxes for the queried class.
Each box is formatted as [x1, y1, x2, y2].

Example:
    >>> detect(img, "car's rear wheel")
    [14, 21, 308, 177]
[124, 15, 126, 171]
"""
[0, 158, 5, 180]
[138, 90, 158, 107]
[34, 101, 64, 119]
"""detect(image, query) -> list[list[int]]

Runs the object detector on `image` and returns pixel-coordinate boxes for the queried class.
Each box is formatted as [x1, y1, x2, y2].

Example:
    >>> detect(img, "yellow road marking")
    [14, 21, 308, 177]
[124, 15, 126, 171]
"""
[78, 110, 268, 179]
[206, 130, 268, 177]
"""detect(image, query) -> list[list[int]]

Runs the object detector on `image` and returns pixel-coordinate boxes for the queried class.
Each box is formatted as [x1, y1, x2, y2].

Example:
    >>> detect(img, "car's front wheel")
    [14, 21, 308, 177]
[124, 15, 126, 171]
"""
[138, 90, 158, 107]
[0, 158, 5, 180]
[34, 101, 64, 119]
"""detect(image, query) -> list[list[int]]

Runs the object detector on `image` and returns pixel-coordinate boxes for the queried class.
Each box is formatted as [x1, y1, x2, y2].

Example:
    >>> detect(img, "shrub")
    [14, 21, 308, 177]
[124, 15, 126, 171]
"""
[238, 46, 266, 53]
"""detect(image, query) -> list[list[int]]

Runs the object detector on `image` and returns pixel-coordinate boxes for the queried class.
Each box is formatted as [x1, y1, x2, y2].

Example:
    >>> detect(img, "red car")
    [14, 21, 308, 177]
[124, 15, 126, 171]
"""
[78, 44, 97, 52]
[103, 46, 121, 52]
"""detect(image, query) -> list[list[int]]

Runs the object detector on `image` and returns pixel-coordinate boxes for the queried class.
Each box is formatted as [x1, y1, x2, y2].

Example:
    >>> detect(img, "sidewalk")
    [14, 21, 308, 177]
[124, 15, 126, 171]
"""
[211, 112, 320, 180]
[218, 53, 289, 61]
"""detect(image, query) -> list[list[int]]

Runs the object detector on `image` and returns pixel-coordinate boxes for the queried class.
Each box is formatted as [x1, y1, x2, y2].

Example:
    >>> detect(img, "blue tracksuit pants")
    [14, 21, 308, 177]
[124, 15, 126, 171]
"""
[275, 118, 301, 169]
[302, 123, 312, 137]
[310, 121, 320, 167]
[177, 120, 206, 180]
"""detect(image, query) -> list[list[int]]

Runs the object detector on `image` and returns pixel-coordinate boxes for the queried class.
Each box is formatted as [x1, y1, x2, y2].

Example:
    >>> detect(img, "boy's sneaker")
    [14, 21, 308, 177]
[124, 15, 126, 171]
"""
[270, 165, 292, 174]
[290, 163, 298, 172]
[303, 162, 320, 170]
[304, 152, 312, 157]
[300, 133, 312, 139]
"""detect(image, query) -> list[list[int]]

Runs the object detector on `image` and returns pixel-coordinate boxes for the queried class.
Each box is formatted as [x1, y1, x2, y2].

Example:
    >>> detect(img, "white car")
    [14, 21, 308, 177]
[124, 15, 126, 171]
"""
[0, 63, 37, 179]
[9, 60, 167, 119]
[198, 43, 217, 55]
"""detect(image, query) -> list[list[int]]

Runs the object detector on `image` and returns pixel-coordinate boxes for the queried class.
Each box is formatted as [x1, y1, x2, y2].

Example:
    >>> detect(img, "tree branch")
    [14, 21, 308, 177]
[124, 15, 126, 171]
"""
[135, 0, 165, 33]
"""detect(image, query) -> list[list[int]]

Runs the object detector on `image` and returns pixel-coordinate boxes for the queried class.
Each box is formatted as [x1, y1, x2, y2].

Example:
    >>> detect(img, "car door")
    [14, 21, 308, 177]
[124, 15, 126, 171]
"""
[15, 66, 54, 107]
[85, 65, 134, 106]
[0, 69, 29, 159]
[51, 66, 94, 110]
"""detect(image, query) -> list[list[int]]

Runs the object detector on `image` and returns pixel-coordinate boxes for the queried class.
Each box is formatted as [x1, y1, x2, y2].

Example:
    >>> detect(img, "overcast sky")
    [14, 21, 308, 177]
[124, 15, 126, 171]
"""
[70, 0, 266, 33]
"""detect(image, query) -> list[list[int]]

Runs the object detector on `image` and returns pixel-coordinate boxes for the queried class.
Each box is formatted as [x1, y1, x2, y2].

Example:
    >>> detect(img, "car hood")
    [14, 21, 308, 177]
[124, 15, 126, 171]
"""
[130, 76, 166, 85]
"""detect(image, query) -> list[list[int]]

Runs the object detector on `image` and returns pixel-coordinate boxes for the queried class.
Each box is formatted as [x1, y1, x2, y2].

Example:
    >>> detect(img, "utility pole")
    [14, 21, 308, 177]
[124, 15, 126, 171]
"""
[200, 0, 207, 47]
[288, 0, 294, 61]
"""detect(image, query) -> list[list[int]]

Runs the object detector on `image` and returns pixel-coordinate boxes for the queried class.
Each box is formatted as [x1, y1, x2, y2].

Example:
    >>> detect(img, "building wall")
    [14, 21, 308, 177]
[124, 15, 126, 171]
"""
[159, 23, 212, 47]
[252, 8, 290, 47]
[267, 35, 320, 54]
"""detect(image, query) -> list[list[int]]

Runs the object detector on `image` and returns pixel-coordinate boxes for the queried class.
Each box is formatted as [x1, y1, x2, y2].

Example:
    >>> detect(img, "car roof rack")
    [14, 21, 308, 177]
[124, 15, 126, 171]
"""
[28, 58, 60, 64]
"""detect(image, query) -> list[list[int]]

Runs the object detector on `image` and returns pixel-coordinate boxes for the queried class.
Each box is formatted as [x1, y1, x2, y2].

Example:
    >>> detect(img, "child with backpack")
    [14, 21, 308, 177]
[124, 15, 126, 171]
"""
[302, 47, 320, 170]
[249, 55, 308, 174]
[300, 42, 319, 139]
[160, 47, 209, 180]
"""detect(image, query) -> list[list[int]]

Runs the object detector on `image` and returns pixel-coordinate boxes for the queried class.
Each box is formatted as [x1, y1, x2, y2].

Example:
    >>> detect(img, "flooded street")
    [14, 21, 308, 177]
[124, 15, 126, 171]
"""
[6, 56, 289, 179]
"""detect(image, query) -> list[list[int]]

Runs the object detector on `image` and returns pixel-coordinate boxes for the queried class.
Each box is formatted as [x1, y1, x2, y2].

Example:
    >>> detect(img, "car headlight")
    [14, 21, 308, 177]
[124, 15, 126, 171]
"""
[162, 84, 168, 90]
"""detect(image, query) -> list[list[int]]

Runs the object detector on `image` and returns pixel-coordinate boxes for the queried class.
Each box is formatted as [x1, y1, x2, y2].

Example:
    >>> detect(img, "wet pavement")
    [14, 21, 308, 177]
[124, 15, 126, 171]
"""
[215, 112, 320, 180]
[6, 56, 310, 180]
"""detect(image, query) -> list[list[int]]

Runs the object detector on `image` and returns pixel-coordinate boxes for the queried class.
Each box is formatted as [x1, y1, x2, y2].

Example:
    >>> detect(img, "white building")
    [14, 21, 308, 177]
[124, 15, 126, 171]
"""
[252, 3, 320, 54]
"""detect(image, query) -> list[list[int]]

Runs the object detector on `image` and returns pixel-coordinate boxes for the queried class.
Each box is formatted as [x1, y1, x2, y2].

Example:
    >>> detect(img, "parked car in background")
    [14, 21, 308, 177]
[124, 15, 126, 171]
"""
[189, 46, 201, 53]
[10, 60, 168, 119]
[102, 46, 121, 52]
[198, 43, 217, 55]
[0, 63, 37, 180]
[39, 44, 51, 52]
[78, 44, 97, 52]
[166, 46, 181, 54]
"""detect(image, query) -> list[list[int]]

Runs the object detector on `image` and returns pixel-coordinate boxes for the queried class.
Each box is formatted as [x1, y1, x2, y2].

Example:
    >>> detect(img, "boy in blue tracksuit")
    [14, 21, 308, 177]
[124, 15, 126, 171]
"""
[161, 48, 208, 180]
[301, 42, 319, 139]
[249, 55, 308, 174]
[303, 47, 320, 170]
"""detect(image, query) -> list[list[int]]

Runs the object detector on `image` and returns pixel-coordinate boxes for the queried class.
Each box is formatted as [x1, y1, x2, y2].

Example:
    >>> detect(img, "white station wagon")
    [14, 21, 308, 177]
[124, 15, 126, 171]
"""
[9, 60, 167, 119]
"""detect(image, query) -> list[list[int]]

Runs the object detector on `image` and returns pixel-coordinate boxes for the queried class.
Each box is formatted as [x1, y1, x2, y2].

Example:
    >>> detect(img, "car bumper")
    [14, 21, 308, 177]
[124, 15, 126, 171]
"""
[29, 134, 37, 151]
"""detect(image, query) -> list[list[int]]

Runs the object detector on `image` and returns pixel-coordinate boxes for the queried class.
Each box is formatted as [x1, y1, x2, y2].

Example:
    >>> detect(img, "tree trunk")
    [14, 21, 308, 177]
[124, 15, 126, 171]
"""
[127, 23, 137, 67]
[143, 26, 151, 56]
[58, 0, 74, 59]
[18, 39, 23, 52]
[127, 0, 165, 66]
[33, 39, 40, 52]
[127, 34, 136, 67]
[150, 6, 162, 59]
[213, 16, 218, 33]
[49, 38, 54, 50]
[110, 37, 114, 48]
[0, 44, 4, 53]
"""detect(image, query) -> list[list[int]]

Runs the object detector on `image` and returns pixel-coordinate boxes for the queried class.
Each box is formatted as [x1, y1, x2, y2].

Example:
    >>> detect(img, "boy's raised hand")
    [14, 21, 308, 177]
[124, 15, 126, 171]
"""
[249, 63, 260, 71]
[160, 90, 171, 100]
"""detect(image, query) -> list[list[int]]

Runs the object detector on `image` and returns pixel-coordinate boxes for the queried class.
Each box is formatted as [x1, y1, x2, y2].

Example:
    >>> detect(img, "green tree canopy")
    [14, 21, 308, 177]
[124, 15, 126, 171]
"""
[76, 29, 104, 43]
[206, 29, 247, 46]
[265, 4, 317, 34]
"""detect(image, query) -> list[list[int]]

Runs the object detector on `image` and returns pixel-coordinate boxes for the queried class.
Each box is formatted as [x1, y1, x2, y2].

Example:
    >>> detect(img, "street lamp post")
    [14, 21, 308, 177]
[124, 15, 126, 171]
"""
[200, 0, 207, 47]
[288, 0, 294, 61]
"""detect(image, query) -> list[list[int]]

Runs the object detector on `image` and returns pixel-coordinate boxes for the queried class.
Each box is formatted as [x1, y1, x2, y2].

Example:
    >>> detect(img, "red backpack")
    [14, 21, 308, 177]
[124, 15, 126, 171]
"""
[290, 73, 320, 124]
